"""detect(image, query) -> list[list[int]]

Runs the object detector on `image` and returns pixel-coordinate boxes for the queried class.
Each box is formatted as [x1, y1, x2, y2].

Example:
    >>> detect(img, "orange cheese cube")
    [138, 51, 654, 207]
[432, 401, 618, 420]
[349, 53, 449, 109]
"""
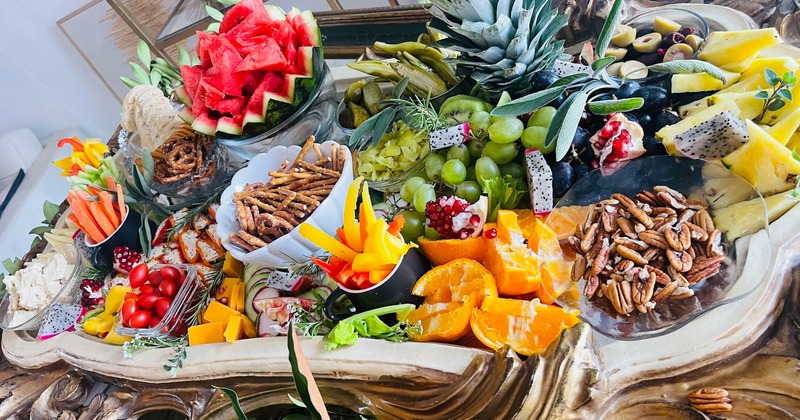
[227, 283, 241, 309]
[240, 314, 257, 338]
[222, 252, 243, 278]
[224, 315, 244, 343]
[235, 282, 245, 313]
[188, 322, 226, 346]
[215, 277, 240, 301]
[203, 301, 241, 327]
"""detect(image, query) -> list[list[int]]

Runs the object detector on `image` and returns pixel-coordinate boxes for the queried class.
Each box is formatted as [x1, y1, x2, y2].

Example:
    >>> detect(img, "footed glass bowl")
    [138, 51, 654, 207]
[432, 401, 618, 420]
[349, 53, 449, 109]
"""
[551, 156, 770, 340]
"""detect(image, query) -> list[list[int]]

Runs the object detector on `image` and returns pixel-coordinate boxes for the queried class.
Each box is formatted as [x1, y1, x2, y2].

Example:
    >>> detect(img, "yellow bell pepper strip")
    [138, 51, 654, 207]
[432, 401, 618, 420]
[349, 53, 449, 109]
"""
[360, 182, 378, 226]
[53, 137, 109, 176]
[299, 223, 358, 263]
[343, 177, 364, 252]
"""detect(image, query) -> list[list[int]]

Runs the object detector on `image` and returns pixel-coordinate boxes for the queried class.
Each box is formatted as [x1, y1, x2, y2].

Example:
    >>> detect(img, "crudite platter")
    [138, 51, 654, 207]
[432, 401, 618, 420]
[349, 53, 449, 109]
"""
[1, 0, 799, 418]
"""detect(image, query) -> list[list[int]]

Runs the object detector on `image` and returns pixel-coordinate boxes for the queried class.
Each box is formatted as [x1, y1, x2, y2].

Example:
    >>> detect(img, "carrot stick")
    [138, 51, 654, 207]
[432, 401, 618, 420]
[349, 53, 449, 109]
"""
[115, 184, 127, 222]
[98, 191, 120, 228]
[106, 176, 116, 190]
[88, 201, 115, 237]
[86, 185, 103, 197]
[67, 191, 105, 243]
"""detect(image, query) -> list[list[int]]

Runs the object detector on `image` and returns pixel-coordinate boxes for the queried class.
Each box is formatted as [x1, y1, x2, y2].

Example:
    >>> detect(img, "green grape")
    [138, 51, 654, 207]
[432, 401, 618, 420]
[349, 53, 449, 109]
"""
[499, 162, 525, 179]
[400, 176, 427, 203]
[424, 225, 440, 240]
[487, 117, 524, 144]
[483, 141, 518, 164]
[466, 139, 486, 159]
[454, 181, 482, 203]
[399, 210, 425, 242]
[446, 144, 471, 167]
[425, 153, 446, 180]
[520, 126, 555, 152]
[441, 159, 467, 184]
[475, 156, 501, 185]
[469, 110, 491, 134]
[466, 166, 477, 181]
[527, 106, 557, 128]
[412, 183, 436, 213]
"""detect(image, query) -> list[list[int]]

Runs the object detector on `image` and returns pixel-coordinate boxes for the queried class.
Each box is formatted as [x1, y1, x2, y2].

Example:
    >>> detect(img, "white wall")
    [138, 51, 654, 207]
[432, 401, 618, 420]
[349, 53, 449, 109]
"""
[0, 2, 121, 142]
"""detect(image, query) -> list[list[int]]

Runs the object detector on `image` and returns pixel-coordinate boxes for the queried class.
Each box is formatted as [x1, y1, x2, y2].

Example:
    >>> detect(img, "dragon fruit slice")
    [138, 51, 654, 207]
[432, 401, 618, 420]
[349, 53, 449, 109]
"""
[37, 304, 86, 340]
[673, 111, 749, 159]
[589, 113, 646, 175]
[266, 271, 314, 294]
[428, 123, 470, 151]
[552, 60, 592, 78]
[424, 195, 488, 239]
[525, 149, 554, 214]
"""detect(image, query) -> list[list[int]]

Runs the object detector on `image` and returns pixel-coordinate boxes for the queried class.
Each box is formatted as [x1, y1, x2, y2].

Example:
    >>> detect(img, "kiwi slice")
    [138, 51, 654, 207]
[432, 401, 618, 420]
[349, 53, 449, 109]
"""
[439, 95, 494, 125]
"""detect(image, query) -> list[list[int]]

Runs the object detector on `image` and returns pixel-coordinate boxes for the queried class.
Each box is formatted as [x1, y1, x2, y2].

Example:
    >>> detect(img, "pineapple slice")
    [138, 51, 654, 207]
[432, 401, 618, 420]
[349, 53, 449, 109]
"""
[656, 99, 741, 154]
[697, 28, 782, 72]
[713, 191, 798, 241]
[722, 120, 800, 195]
[671, 70, 740, 94]
[740, 56, 800, 80]
[786, 133, 800, 151]
[678, 98, 710, 118]
[767, 107, 800, 145]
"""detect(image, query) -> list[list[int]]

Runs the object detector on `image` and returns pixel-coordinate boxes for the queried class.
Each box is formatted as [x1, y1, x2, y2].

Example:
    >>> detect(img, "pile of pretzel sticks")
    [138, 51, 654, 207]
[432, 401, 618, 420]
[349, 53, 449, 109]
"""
[228, 136, 346, 251]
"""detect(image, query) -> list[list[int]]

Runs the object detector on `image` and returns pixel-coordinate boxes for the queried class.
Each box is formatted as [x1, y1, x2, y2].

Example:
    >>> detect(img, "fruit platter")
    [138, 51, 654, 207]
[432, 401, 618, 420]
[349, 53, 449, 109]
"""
[2, 0, 800, 418]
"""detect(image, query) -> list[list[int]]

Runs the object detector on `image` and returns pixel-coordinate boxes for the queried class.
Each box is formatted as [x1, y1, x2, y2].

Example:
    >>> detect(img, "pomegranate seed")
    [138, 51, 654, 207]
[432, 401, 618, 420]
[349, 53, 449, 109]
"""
[426, 203, 436, 212]
[483, 228, 497, 239]
[600, 125, 614, 138]
[617, 129, 631, 142]
[470, 215, 480, 226]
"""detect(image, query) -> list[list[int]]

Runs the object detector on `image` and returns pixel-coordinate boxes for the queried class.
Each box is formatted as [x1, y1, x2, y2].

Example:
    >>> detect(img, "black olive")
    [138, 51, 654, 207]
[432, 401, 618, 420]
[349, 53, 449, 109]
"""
[615, 81, 641, 99]
[530, 70, 560, 90]
[633, 86, 670, 110]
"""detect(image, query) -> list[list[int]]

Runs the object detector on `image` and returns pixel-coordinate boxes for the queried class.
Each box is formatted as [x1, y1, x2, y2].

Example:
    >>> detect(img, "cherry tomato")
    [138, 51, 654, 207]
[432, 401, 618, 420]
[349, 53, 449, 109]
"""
[171, 320, 188, 336]
[129, 263, 150, 289]
[124, 292, 138, 302]
[148, 315, 162, 329]
[129, 310, 151, 329]
[148, 271, 164, 287]
[160, 266, 181, 283]
[155, 297, 172, 318]
[159, 279, 177, 297]
[121, 299, 138, 323]
[137, 293, 159, 310]
[139, 284, 156, 295]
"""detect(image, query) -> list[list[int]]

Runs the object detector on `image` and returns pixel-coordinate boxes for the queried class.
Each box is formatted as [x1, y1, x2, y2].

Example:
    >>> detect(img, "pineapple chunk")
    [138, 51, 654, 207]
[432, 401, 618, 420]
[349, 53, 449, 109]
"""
[722, 120, 800, 195]
[786, 133, 800, 151]
[671, 70, 740, 93]
[656, 99, 741, 154]
[678, 98, 710, 118]
[712, 191, 798, 240]
[717, 74, 765, 95]
[707, 91, 763, 121]
[740, 57, 800, 80]
[697, 28, 782, 72]
[767, 107, 800, 145]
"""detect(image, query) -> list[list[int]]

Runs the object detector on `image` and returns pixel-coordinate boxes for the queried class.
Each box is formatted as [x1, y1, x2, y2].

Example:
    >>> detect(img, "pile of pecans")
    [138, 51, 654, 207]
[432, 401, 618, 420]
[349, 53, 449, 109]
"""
[152, 124, 217, 184]
[568, 185, 725, 315]
[228, 136, 346, 252]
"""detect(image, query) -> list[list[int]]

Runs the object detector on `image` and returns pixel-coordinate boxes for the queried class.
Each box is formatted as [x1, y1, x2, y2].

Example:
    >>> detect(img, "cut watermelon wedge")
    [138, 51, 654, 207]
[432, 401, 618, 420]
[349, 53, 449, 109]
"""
[236, 38, 287, 72]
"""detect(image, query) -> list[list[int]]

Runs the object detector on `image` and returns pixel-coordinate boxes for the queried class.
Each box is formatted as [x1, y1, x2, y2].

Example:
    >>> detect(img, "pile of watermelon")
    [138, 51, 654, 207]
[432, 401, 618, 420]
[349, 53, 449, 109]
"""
[175, 0, 322, 136]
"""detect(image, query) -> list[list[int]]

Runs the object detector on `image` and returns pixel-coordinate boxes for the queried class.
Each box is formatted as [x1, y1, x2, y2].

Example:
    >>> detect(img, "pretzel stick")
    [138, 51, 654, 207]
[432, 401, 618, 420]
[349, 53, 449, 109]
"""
[331, 143, 339, 172]
[293, 136, 316, 166]
[296, 160, 341, 178]
[242, 196, 277, 213]
[312, 143, 324, 162]
[229, 234, 257, 251]
[237, 230, 267, 247]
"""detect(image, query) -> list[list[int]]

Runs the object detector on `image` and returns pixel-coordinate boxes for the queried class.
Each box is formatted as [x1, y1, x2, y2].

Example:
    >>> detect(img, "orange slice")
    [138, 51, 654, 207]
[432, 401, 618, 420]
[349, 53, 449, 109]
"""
[418, 236, 489, 266]
[529, 219, 574, 304]
[483, 239, 541, 296]
[407, 301, 473, 342]
[544, 206, 591, 241]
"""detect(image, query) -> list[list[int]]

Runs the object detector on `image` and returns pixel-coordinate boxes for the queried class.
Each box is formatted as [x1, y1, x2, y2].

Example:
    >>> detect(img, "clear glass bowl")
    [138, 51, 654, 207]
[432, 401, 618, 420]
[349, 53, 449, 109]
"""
[551, 156, 770, 340]
[0, 244, 86, 331]
[216, 62, 339, 160]
[118, 129, 230, 200]
[351, 121, 431, 193]
[113, 264, 200, 338]
[624, 8, 710, 39]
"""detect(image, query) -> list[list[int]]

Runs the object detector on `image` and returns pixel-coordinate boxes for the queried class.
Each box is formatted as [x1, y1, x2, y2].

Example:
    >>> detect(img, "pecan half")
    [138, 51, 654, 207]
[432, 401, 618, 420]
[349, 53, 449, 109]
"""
[613, 193, 654, 228]
[639, 230, 669, 249]
[602, 205, 619, 232]
[687, 388, 732, 414]
[684, 222, 709, 241]
[633, 270, 656, 304]
[614, 259, 634, 274]
[693, 209, 714, 234]
[666, 249, 693, 272]
[580, 222, 599, 252]
[657, 191, 687, 210]
[584, 275, 600, 297]
[706, 229, 724, 256]
[617, 217, 636, 238]
[589, 241, 611, 276]
[652, 280, 679, 302]
[635, 190, 660, 207]
[617, 245, 649, 265]
[645, 265, 671, 285]
[614, 236, 649, 251]
[607, 280, 634, 314]
[571, 255, 587, 282]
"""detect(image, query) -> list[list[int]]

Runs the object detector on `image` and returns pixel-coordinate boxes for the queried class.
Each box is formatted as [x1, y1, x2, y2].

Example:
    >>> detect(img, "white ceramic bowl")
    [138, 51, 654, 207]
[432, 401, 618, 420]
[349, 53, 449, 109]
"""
[217, 141, 353, 268]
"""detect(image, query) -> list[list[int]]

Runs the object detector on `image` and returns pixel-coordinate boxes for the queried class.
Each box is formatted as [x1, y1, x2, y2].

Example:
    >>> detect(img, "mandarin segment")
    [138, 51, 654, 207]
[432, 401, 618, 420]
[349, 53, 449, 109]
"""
[408, 302, 473, 342]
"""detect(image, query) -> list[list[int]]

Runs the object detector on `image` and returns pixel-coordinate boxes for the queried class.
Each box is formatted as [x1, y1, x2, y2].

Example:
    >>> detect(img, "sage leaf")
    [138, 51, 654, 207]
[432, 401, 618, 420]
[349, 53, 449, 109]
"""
[120, 76, 138, 88]
[594, 0, 625, 58]
[550, 73, 589, 88]
[645, 60, 728, 84]
[205, 5, 224, 21]
[349, 112, 378, 147]
[207, 22, 220, 33]
[392, 76, 410, 99]
[43, 200, 60, 224]
[288, 324, 328, 420]
[591, 56, 616, 72]
[491, 85, 566, 117]
[556, 91, 589, 161]
[129, 62, 150, 85]
[371, 107, 397, 147]
[149, 70, 161, 87]
[587, 97, 644, 115]
[136, 40, 151, 67]
[213, 387, 248, 420]
[141, 147, 155, 185]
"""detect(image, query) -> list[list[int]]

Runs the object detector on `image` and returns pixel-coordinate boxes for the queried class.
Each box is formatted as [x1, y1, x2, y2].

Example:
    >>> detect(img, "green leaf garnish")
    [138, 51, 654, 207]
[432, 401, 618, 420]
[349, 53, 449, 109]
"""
[214, 386, 249, 420]
[481, 176, 527, 222]
[756, 69, 797, 123]
[591, 56, 617, 72]
[587, 97, 644, 115]
[288, 323, 328, 420]
[324, 304, 416, 350]
[635, 60, 728, 84]
[205, 5, 224, 21]
[594, 0, 625, 58]
[136, 39, 151, 69]
[491, 85, 567, 117]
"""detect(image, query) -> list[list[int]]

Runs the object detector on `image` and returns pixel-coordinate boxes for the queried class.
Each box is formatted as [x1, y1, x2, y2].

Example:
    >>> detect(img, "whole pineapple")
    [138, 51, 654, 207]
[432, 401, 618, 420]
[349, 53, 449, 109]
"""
[428, 0, 568, 98]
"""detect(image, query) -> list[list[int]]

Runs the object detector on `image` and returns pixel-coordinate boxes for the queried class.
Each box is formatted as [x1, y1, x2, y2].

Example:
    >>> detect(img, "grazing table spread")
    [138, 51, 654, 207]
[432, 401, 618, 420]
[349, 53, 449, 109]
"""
[1, 1, 799, 419]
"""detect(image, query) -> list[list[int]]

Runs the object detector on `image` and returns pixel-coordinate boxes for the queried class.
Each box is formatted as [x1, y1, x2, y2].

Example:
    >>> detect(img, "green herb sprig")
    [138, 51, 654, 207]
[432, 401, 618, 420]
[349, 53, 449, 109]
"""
[348, 77, 410, 148]
[756, 69, 797, 123]
[120, 40, 185, 97]
[123, 335, 188, 377]
[324, 304, 418, 350]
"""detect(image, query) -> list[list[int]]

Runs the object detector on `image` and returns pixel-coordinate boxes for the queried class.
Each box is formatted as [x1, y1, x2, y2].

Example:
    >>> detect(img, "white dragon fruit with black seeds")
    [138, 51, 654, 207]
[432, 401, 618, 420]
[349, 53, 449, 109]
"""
[266, 271, 314, 294]
[552, 60, 592, 78]
[37, 303, 85, 340]
[590, 113, 646, 174]
[428, 123, 470, 151]
[525, 149, 554, 214]
[673, 111, 748, 159]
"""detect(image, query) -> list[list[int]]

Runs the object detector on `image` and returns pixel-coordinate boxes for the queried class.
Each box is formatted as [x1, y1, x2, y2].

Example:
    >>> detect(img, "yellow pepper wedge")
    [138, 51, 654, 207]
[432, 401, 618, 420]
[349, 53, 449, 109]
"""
[343, 177, 364, 252]
[299, 223, 358, 263]
[53, 136, 109, 176]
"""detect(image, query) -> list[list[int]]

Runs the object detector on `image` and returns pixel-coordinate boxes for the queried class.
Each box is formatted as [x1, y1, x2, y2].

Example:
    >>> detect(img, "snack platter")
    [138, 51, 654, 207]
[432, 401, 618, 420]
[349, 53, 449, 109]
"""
[1, 1, 800, 418]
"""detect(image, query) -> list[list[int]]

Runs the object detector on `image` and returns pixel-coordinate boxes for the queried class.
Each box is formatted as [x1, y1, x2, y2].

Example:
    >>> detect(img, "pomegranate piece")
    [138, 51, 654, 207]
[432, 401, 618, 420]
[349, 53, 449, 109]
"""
[80, 279, 105, 309]
[589, 113, 646, 172]
[112, 246, 142, 275]
[424, 196, 489, 240]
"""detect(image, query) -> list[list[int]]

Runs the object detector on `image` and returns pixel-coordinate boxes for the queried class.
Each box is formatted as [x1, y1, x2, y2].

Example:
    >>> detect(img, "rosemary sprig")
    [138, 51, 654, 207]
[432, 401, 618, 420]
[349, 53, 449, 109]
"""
[123, 335, 188, 377]
[184, 259, 226, 328]
[391, 93, 448, 133]
[291, 289, 336, 337]
[167, 174, 232, 240]
[756, 69, 797, 123]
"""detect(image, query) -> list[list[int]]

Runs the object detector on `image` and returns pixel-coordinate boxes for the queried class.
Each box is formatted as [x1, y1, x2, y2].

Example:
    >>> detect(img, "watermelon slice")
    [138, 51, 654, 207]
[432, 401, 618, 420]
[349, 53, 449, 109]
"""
[219, 0, 254, 33]
[244, 71, 285, 125]
[180, 65, 204, 99]
[288, 9, 321, 47]
[196, 31, 215, 67]
[208, 96, 246, 116]
[218, 114, 246, 135]
[236, 38, 287, 72]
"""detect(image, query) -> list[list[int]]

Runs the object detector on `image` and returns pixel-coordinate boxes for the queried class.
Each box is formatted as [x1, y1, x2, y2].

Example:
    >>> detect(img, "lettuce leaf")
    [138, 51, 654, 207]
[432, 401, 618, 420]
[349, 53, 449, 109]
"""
[481, 175, 527, 222]
[324, 304, 416, 350]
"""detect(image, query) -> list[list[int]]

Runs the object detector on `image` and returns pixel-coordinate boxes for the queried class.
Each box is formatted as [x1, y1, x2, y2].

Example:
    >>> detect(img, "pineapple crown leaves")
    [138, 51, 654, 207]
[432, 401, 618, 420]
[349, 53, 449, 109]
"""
[427, 0, 568, 97]
[120, 40, 184, 97]
[490, 0, 728, 161]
